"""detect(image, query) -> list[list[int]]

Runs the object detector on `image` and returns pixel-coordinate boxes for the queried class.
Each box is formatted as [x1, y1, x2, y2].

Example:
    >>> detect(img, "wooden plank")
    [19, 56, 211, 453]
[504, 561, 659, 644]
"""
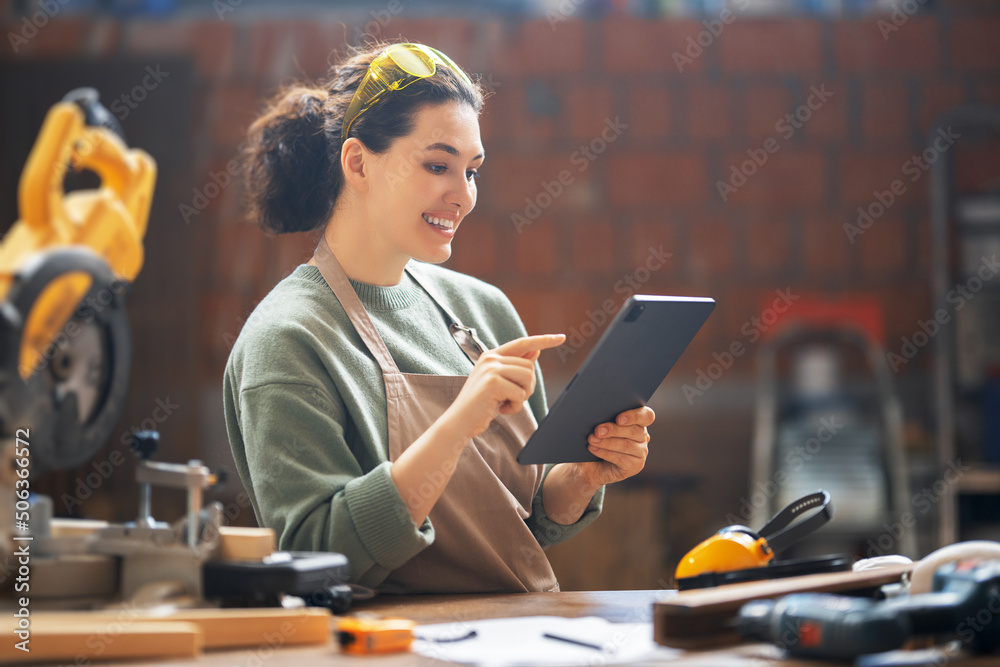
[49, 518, 109, 537]
[1, 619, 201, 665]
[218, 526, 276, 561]
[32, 607, 332, 650]
[653, 564, 913, 649]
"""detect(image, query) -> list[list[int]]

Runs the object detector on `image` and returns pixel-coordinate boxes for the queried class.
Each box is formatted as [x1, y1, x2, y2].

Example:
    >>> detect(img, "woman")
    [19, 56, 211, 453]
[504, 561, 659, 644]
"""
[224, 42, 655, 593]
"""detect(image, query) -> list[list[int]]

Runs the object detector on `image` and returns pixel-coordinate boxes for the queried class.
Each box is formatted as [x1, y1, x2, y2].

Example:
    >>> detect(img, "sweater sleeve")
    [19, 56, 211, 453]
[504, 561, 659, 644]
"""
[527, 466, 604, 548]
[230, 380, 434, 588]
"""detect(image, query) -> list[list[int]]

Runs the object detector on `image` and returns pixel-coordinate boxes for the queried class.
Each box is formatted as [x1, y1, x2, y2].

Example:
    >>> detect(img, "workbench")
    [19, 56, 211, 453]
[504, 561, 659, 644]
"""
[41, 589, 995, 667]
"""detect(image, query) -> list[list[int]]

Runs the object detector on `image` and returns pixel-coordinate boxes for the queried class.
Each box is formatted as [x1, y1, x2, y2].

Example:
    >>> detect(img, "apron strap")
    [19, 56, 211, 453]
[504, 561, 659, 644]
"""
[405, 263, 488, 365]
[311, 238, 485, 374]
[312, 238, 402, 380]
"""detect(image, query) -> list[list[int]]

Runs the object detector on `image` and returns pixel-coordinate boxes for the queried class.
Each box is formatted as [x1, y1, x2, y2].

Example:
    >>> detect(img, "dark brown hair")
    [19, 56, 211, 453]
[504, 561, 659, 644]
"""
[242, 41, 485, 235]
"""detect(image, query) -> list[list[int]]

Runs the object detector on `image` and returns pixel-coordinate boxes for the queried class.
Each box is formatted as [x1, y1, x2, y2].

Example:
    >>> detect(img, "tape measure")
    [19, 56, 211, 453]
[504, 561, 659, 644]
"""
[336, 617, 416, 655]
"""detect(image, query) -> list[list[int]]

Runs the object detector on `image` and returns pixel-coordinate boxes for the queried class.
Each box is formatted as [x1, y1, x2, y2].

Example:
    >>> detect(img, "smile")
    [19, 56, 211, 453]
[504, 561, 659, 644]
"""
[423, 213, 455, 231]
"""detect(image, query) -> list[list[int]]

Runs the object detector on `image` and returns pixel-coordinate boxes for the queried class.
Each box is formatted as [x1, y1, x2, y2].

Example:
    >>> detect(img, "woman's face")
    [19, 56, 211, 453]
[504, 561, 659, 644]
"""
[363, 100, 483, 266]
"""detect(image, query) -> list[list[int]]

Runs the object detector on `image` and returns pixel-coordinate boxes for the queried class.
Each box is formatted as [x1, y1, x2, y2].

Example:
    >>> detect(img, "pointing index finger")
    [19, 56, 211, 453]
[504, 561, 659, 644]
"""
[494, 334, 566, 358]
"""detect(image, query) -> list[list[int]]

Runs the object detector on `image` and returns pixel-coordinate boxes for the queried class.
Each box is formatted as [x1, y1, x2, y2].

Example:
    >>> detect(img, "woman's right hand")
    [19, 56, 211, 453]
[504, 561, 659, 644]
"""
[444, 334, 565, 441]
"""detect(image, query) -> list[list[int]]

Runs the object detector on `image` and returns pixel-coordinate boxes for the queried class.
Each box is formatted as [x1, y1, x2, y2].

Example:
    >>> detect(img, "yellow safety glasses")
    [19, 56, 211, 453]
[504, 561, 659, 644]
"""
[341, 43, 473, 142]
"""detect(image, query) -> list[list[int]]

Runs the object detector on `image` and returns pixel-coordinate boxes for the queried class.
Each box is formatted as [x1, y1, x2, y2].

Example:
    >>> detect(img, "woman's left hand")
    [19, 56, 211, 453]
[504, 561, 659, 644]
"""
[575, 405, 654, 489]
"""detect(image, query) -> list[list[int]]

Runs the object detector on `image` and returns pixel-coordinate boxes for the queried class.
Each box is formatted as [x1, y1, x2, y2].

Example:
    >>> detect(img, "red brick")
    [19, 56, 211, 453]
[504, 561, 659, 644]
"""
[516, 19, 587, 76]
[802, 215, 854, 280]
[975, 82, 1000, 106]
[859, 216, 908, 278]
[201, 289, 246, 363]
[608, 153, 707, 205]
[486, 155, 588, 214]
[744, 85, 793, 140]
[216, 222, 264, 291]
[719, 21, 823, 74]
[834, 19, 940, 73]
[718, 150, 825, 207]
[476, 20, 521, 81]
[627, 85, 672, 142]
[713, 285, 757, 344]
[445, 218, 498, 279]
[604, 18, 708, 75]
[861, 82, 910, 142]
[571, 221, 616, 275]
[565, 83, 616, 142]
[951, 17, 1000, 72]
[955, 141, 1000, 195]
[882, 285, 934, 364]
[502, 83, 559, 149]
[514, 222, 559, 277]
[628, 219, 675, 273]
[746, 214, 792, 275]
[688, 216, 735, 281]
[211, 84, 261, 152]
[125, 20, 237, 80]
[686, 85, 731, 140]
[838, 150, 915, 206]
[505, 286, 590, 337]
[801, 80, 850, 141]
[243, 21, 348, 81]
[82, 19, 123, 57]
[258, 234, 316, 289]
[918, 82, 968, 134]
[478, 85, 511, 145]
[914, 212, 932, 275]
[4, 17, 88, 58]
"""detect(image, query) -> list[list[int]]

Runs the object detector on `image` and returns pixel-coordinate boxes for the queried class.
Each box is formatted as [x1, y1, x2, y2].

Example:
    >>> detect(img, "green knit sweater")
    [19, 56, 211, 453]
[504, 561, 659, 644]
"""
[223, 262, 603, 589]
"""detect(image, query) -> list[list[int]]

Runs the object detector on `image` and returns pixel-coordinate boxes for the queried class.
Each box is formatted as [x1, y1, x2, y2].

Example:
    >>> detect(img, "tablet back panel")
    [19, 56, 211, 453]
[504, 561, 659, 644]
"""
[517, 295, 715, 465]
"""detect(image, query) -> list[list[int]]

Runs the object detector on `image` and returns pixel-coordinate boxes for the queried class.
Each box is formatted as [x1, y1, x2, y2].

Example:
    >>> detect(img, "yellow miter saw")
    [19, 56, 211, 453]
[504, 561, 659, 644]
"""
[0, 91, 353, 616]
[0, 87, 153, 478]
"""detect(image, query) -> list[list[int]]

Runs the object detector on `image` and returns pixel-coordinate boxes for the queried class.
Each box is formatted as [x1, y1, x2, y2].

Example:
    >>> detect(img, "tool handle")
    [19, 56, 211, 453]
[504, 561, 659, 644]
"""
[759, 491, 832, 555]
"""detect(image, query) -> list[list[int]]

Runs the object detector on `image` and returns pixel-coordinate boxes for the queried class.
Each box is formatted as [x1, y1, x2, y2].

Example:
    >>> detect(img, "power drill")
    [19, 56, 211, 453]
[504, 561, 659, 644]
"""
[736, 558, 1000, 661]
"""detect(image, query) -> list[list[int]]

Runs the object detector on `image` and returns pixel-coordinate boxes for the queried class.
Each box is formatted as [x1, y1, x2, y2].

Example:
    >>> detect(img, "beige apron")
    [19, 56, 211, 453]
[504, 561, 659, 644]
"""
[313, 239, 559, 594]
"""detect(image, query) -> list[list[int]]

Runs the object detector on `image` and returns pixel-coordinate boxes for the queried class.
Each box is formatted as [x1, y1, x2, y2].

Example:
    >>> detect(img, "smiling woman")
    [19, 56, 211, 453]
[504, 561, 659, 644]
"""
[223, 41, 654, 594]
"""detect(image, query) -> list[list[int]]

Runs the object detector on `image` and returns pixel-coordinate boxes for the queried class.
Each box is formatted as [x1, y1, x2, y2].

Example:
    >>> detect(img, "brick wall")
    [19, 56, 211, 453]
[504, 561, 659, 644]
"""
[3, 1, 999, 587]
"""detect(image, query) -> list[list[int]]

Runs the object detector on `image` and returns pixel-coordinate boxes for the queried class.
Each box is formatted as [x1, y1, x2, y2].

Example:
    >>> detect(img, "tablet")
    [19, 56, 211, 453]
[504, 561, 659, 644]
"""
[517, 295, 715, 465]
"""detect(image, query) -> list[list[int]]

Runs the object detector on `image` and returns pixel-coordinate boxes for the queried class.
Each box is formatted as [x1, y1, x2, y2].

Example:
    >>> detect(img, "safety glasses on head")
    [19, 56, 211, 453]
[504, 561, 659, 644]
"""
[341, 43, 473, 142]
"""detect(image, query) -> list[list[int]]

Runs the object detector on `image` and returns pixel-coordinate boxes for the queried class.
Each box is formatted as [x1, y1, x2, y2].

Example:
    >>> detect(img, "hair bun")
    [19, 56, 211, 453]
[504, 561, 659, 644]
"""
[242, 86, 337, 234]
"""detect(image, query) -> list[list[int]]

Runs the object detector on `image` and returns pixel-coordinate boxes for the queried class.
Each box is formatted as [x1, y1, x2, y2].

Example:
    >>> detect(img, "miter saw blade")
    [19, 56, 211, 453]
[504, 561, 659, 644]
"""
[0, 247, 132, 477]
